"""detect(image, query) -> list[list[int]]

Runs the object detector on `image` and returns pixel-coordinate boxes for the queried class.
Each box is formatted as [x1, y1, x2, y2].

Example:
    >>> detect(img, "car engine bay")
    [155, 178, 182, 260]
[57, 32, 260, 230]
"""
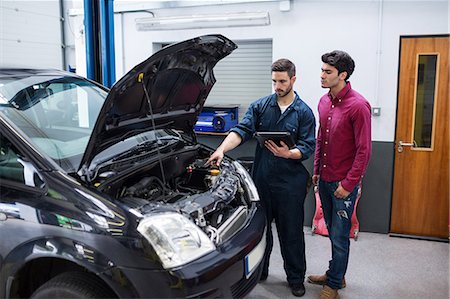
[96, 145, 254, 244]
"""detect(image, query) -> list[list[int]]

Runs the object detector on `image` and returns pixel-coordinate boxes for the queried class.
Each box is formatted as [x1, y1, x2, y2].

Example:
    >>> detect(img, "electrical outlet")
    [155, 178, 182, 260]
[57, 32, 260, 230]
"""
[371, 107, 381, 116]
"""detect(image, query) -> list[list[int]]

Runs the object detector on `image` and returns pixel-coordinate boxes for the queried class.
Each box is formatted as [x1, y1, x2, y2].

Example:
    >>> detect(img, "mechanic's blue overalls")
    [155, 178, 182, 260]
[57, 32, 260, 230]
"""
[231, 92, 316, 286]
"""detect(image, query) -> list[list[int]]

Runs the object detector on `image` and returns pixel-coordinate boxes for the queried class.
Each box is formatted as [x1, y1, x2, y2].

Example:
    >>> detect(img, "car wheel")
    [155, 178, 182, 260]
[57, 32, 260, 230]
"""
[30, 271, 114, 299]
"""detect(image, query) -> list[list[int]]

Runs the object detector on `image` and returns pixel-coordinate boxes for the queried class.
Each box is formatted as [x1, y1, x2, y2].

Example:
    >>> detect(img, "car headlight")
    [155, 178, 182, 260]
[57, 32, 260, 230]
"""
[137, 212, 216, 269]
[233, 161, 260, 202]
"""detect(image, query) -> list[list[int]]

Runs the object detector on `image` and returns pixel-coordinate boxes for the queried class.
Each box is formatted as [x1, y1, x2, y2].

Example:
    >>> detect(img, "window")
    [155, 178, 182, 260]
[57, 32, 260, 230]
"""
[0, 75, 107, 172]
[413, 54, 438, 148]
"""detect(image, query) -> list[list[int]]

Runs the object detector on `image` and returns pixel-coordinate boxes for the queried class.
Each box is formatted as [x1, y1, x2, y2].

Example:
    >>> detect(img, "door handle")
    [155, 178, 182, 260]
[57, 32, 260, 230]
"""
[397, 140, 417, 153]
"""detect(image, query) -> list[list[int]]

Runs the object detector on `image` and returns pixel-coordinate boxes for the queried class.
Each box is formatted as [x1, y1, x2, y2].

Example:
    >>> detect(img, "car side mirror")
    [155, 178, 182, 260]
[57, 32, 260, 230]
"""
[17, 157, 46, 189]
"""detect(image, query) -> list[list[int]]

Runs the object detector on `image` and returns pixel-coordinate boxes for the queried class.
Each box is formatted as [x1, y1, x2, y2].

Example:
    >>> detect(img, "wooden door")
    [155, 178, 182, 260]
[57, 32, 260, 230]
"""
[391, 35, 449, 239]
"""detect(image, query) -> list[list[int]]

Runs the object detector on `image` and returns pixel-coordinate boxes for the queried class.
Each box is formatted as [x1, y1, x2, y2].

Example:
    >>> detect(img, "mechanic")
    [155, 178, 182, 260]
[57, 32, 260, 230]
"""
[207, 58, 316, 297]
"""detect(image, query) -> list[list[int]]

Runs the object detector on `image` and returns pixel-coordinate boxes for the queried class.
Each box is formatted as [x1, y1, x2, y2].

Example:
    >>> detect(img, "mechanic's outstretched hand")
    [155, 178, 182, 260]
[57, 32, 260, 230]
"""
[207, 149, 224, 167]
[265, 140, 291, 159]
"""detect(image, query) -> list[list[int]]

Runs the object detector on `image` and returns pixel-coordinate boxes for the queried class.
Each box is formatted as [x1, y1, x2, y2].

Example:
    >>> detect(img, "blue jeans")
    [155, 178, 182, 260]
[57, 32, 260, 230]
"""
[318, 180, 359, 289]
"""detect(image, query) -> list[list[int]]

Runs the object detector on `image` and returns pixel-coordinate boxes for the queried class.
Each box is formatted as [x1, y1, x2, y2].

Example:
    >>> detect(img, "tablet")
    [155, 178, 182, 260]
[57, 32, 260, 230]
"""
[254, 131, 295, 149]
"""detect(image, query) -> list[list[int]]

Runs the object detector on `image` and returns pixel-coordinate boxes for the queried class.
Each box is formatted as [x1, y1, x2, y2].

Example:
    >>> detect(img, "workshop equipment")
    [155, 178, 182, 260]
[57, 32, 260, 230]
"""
[194, 105, 239, 133]
[311, 185, 362, 240]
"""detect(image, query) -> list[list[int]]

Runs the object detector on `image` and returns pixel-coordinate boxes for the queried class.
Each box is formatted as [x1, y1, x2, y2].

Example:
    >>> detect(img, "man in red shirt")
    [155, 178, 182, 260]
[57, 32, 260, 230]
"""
[308, 51, 372, 299]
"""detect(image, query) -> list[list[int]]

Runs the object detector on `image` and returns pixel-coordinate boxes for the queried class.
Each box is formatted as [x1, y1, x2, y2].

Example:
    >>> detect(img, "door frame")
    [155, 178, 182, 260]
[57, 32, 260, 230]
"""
[390, 34, 449, 240]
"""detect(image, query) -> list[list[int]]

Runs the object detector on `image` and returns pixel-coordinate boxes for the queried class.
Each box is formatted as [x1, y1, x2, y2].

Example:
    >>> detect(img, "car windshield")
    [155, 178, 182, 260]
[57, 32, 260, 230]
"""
[0, 73, 106, 172]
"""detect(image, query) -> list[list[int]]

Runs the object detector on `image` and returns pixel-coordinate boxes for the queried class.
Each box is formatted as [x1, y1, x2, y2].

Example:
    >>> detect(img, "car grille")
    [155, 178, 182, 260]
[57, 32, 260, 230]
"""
[230, 264, 261, 299]
[217, 206, 248, 242]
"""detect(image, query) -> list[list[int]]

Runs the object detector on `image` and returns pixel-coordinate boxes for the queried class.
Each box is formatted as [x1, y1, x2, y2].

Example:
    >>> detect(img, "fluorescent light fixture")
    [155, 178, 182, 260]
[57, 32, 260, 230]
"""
[135, 12, 270, 31]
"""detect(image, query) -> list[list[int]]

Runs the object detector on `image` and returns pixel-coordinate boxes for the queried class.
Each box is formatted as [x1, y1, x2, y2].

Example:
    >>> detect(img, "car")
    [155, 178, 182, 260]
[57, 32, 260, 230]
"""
[0, 34, 266, 298]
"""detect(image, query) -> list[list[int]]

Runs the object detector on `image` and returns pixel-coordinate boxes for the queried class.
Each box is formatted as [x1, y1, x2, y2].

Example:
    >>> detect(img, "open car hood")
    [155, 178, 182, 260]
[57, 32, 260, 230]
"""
[79, 35, 236, 173]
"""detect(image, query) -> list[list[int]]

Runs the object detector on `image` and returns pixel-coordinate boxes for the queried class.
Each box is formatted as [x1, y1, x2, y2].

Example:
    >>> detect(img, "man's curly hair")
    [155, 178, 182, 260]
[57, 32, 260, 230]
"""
[321, 50, 355, 81]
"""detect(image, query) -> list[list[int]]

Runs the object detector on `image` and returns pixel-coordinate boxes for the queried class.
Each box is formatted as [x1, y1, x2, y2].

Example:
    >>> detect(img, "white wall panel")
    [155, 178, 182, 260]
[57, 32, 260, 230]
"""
[0, 0, 62, 68]
[69, 0, 448, 142]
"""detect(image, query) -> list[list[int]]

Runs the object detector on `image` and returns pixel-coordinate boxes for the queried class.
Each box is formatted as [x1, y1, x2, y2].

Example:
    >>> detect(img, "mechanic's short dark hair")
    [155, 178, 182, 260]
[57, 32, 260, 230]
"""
[271, 58, 296, 78]
[321, 50, 355, 81]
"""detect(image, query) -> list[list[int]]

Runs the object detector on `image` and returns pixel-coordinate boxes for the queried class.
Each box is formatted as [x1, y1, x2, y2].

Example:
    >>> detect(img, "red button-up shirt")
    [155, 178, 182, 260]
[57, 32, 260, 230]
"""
[313, 82, 372, 191]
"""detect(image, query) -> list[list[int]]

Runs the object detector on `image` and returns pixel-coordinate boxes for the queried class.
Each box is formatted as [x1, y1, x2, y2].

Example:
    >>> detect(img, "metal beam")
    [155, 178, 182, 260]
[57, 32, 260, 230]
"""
[83, 0, 115, 87]
[84, 0, 101, 82]
[99, 0, 116, 87]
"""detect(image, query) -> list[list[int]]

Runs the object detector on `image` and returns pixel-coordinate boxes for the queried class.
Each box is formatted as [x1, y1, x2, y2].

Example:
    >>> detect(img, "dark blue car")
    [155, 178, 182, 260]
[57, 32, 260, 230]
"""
[0, 34, 266, 298]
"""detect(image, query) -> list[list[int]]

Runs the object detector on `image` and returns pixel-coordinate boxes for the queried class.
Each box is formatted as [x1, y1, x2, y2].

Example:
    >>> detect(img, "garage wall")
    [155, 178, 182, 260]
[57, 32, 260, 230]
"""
[0, 0, 63, 69]
[100, 0, 448, 143]
[65, 0, 448, 142]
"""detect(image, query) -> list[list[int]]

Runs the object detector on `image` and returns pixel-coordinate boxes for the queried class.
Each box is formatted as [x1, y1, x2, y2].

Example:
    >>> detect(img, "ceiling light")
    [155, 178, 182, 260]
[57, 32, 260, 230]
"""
[135, 12, 270, 31]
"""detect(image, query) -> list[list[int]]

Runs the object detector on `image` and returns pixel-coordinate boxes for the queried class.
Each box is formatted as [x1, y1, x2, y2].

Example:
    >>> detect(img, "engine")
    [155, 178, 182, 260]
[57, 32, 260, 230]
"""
[99, 150, 252, 244]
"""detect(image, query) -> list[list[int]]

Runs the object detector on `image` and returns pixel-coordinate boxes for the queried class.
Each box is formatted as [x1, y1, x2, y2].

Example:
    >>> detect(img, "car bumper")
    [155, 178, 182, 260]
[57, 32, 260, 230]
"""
[117, 205, 266, 298]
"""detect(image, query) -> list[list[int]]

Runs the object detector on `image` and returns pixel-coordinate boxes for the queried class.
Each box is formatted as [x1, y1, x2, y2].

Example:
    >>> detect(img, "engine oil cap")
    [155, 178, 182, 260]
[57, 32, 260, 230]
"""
[210, 169, 220, 176]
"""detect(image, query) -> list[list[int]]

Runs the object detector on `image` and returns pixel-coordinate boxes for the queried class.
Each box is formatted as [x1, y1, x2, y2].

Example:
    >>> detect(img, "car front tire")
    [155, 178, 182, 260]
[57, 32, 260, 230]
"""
[31, 271, 114, 299]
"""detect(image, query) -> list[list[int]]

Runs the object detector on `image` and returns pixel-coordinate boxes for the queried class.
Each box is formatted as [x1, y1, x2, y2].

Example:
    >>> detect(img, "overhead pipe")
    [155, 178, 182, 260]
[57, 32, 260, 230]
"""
[374, 0, 384, 110]
[59, 0, 67, 70]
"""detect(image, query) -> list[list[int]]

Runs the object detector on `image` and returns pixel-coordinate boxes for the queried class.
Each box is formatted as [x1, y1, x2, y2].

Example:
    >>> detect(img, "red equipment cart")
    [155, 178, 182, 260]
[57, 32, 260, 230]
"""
[311, 185, 362, 240]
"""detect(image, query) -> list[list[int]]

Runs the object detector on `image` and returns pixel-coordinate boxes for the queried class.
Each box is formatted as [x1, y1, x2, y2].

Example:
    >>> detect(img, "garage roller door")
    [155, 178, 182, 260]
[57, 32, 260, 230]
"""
[205, 40, 273, 121]
[0, 1, 62, 69]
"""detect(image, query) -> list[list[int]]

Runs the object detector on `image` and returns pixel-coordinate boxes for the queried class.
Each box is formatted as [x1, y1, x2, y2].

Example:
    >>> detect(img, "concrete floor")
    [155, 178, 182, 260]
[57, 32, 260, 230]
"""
[246, 224, 449, 299]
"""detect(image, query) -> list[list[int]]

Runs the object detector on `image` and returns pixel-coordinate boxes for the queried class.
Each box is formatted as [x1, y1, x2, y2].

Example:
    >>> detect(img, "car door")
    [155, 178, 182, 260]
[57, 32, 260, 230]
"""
[0, 133, 48, 273]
